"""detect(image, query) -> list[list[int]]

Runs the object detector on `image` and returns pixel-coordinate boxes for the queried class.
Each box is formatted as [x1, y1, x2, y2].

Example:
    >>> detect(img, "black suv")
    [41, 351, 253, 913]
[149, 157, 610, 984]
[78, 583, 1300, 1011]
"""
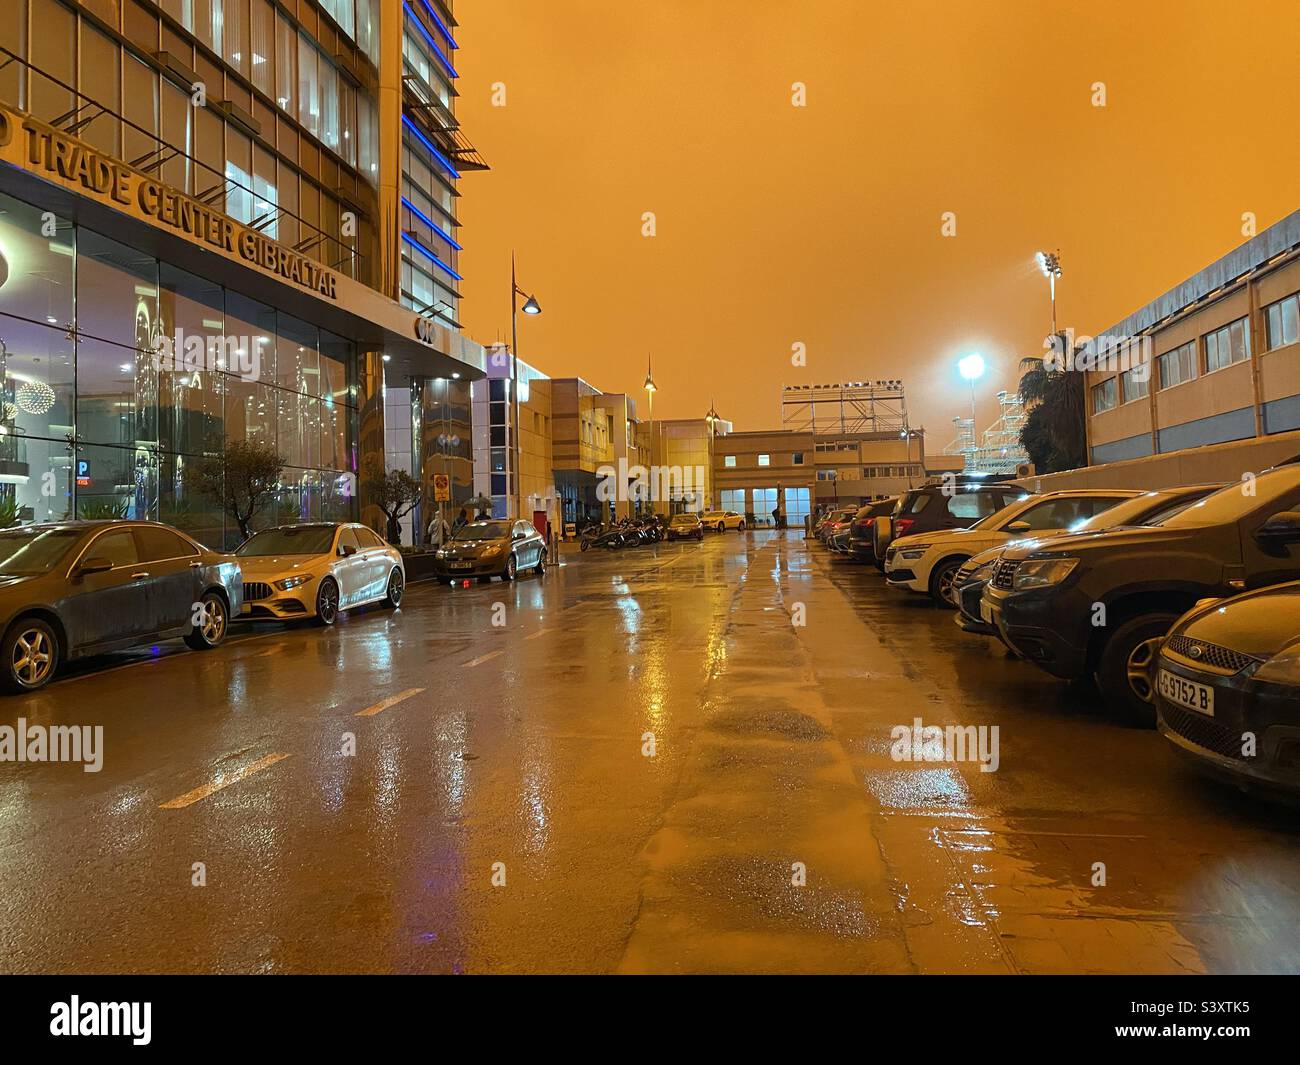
[983, 462, 1300, 720]
[872, 480, 1028, 565]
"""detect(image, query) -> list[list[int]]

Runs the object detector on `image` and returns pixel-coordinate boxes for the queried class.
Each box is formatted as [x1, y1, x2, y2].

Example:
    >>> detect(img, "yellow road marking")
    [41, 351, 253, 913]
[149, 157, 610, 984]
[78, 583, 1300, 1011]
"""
[159, 752, 291, 810]
[524, 629, 550, 641]
[464, 650, 504, 668]
[355, 687, 425, 717]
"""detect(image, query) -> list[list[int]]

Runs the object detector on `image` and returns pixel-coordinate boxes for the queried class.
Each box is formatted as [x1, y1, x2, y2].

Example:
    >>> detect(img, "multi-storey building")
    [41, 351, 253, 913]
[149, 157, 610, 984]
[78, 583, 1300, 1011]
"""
[1086, 209, 1300, 464]
[0, 0, 485, 547]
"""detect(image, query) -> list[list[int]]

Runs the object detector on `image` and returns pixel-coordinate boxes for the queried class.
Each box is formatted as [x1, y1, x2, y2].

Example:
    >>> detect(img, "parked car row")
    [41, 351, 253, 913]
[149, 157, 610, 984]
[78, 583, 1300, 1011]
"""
[0, 519, 405, 693]
[813, 460, 1300, 801]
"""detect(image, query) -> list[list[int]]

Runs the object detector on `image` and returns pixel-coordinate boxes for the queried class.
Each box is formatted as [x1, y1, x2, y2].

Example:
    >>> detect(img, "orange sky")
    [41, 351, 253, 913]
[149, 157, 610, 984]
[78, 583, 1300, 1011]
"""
[456, 0, 1300, 443]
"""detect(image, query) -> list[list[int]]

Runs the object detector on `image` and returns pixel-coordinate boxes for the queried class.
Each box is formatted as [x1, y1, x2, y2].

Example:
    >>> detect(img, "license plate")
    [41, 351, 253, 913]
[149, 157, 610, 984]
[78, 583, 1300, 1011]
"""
[980, 599, 993, 623]
[1158, 669, 1214, 716]
[449, 562, 471, 571]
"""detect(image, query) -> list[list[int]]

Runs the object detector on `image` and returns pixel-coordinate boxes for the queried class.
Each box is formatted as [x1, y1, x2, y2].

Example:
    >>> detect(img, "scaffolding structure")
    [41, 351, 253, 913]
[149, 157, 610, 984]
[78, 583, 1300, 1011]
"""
[781, 381, 907, 435]
[944, 390, 1030, 474]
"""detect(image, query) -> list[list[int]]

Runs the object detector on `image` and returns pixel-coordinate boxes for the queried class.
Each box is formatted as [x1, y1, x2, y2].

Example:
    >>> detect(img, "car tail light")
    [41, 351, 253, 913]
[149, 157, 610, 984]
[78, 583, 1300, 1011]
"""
[895, 518, 915, 537]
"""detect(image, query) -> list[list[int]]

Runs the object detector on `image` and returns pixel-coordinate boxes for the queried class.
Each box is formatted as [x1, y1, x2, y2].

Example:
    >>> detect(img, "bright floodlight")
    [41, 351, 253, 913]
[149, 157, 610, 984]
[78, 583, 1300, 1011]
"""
[958, 353, 986, 381]
[521, 295, 541, 315]
[1036, 250, 1061, 277]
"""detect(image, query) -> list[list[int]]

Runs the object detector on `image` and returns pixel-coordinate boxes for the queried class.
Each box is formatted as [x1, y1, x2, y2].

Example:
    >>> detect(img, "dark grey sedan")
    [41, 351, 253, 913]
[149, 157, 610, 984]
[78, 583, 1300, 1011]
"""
[0, 521, 242, 693]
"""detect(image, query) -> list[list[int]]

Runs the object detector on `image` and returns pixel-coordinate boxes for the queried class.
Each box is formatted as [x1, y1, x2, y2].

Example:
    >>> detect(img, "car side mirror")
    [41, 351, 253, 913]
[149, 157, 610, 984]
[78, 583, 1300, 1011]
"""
[1257, 510, 1300, 546]
[1005, 520, 1032, 533]
[513, 530, 526, 540]
[75, 556, 114, 576]
[340, 544, 358, 557]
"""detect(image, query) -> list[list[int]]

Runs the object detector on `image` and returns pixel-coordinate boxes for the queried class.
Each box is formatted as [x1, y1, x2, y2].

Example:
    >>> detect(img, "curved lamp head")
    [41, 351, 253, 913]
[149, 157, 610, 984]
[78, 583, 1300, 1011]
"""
[521, 295, 541, 315]
[643, 374, 657, 394]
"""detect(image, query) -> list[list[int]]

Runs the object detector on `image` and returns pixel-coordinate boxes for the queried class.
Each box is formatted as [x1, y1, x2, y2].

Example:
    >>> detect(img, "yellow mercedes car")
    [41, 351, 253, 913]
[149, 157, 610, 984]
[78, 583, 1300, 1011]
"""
[235, 523, 405, 626]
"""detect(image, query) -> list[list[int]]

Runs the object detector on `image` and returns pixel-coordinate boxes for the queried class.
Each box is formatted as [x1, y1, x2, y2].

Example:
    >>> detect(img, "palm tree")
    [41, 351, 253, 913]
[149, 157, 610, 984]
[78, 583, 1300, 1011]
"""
[1017, 354, 1086, 472]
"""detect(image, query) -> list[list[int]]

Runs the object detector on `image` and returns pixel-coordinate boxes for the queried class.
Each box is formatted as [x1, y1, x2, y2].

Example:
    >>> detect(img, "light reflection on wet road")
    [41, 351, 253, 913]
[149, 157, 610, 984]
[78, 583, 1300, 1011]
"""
[1, 530, 1299, 973]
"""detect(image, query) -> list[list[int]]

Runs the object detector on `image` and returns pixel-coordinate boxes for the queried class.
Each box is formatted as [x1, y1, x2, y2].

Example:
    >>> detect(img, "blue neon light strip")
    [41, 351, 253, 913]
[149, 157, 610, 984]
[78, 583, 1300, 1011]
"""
[403, 3, 458, 79]
[402, 195, 462, 250]
[402, 231, 463, 281]
[419, 0, 458, 50]
[401, 114, 460, 179]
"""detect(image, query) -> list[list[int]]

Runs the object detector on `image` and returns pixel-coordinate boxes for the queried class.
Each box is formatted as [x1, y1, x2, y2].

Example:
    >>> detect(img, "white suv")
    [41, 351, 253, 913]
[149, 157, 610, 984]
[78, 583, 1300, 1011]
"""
[884, 489, 1140, 604]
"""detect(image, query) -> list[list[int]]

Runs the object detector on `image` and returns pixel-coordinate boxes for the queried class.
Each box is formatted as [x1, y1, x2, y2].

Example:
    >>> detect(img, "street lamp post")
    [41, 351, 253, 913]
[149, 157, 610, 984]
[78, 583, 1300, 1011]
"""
[705, 399, 720, 511]
[1036, 249, 1063, 339]
[958, 353, 986, 470]
[643, 354, 657, 511]
[510, 253, 541, 520]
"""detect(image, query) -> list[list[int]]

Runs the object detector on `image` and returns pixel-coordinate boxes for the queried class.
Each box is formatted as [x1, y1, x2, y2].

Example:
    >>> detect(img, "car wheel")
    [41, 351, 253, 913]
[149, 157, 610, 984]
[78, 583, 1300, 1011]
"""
[184, 591, 228, 650]
[534, 552, 546, 576]
[1, 617, 60, 693]
[384, 567, 404, 608]
[928, 558, 965, 608]
[502, 554, 517, 581]
[716, 522, 725, 533]
[738, 521, 746, 531]
[580, 539, 590, 552]
[1095, 612, 1179, 725]
[314, 578, 340, 626]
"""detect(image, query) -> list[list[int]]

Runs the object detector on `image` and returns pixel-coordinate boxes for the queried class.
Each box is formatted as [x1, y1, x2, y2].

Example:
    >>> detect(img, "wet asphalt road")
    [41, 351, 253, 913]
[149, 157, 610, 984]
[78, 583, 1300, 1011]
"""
[2, 529, 1300, 974]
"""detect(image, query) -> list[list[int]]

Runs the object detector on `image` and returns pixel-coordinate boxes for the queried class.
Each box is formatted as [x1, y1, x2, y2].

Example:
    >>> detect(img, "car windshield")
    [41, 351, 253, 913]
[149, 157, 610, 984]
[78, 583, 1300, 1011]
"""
[0, 527, 84, 575]
[237, 526, 337, 556]
[455, 521, 510, 540]
[671, 515, 698, 525]
[1161, 467, 1300, 529]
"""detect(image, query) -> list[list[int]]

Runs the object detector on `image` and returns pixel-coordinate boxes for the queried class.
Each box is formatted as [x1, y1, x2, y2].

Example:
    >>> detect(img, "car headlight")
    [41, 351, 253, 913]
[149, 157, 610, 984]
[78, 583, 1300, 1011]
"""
[275, 574, 312, 591]
[435, 548, 447, 559]
[482, 543, 503, 556]
[1012, 557, 1078, 591]
[899, 545, 932, 559]
[1253, 641, 1300, 684]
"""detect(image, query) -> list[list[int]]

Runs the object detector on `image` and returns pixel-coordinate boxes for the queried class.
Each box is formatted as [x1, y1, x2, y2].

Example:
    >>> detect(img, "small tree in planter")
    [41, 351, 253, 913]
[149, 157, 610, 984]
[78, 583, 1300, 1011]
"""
[363, 457, 421, 545]
[188, 439, 286, 542]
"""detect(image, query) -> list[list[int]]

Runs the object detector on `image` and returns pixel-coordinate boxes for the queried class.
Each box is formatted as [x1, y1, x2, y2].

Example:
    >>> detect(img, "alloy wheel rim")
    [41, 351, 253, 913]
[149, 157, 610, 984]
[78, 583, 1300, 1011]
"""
[507, 556, 516, 578]
[390, 571, 404, 603]
[1125, 636, 1161, 703]
[320, 583, 339, 621]
[938, 568, 956, 602]
[200, 600, 226, 642]
[13, 628, 52, 686]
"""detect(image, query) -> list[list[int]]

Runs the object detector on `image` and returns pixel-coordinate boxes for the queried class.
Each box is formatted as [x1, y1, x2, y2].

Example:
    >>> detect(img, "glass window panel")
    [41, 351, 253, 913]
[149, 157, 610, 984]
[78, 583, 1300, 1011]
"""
[224, 0, 250, 76]
[250, 0, 274, 96]
[225, 375, 277, 447]
[75, 442, 155, 520]
[252, 145, 278, 239]
[298, 34, 319, 137]
[79, 25, 122, 159]
[159, 362, 225, 457]
[159, 450, 226, 548]
[225, 127, 254, 224]
[29, 0, 76, 125]
[0, 191, 76, 327]
[319, 329, 352, 405]
[2, 434, 73, 524]
[321, 59, 340, 153]
[122, 55, 159, 167]
[0, 314, 76, 442]
[160, 78, 192, 192]
[321, 400, 348, 469]
[223, 291, 276, 385]
[76, 336, 159, 448]
[76, 230, 159, 352]
[275, 11, 295, 113]
[275, 313, 319, 393]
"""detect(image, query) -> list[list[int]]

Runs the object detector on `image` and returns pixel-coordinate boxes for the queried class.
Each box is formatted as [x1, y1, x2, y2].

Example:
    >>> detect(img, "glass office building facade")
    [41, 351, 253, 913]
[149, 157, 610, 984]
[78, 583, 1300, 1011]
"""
[0, 189, 358, 547]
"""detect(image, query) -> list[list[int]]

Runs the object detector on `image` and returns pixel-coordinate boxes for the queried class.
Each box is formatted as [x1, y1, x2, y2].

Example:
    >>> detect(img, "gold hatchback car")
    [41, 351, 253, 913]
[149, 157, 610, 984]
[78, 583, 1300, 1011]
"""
[236, 523, 405, 626]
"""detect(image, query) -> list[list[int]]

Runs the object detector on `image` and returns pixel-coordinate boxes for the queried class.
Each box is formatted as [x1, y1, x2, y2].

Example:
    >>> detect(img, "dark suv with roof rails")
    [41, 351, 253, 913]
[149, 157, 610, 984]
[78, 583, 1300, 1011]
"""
[982, 460, 1300, 722]
[871, 478, 1029, 566]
